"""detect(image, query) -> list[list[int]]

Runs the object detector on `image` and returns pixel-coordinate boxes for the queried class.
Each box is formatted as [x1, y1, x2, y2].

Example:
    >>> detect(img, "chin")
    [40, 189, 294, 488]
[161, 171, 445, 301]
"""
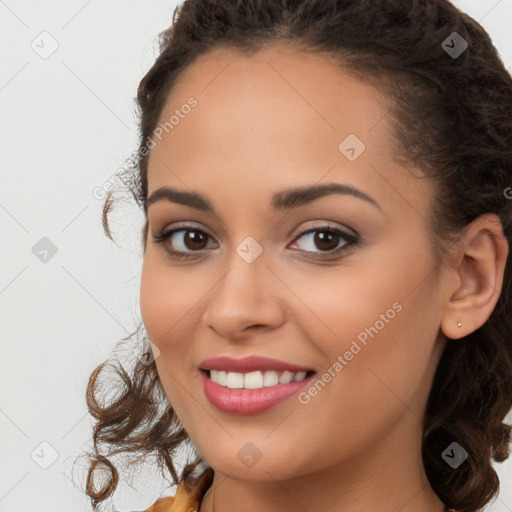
[203, 449, 308, 483]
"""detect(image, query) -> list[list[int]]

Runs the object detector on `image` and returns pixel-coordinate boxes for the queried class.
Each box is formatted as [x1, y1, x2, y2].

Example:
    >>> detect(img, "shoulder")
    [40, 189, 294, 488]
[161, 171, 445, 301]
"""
[145, 467, 214, 512]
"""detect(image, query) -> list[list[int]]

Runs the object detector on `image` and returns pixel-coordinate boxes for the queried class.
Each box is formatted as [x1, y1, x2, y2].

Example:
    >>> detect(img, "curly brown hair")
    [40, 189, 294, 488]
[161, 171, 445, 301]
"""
[83, 1, 512, 511]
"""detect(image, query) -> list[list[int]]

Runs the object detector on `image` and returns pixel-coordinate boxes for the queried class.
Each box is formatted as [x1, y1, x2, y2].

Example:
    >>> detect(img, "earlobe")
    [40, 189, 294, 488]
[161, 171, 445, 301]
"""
[440, 213, 509, 341]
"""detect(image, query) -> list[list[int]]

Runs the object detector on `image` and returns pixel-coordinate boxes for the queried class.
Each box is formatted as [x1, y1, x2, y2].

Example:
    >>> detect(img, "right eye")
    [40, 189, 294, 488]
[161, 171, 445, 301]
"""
[152, 225, 217, 259]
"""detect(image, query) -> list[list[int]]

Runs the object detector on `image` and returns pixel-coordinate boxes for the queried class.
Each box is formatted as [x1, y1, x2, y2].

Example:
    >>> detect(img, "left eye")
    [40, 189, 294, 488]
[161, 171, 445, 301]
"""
[290, 226, 358, 255]
[153, 227, 216, 255]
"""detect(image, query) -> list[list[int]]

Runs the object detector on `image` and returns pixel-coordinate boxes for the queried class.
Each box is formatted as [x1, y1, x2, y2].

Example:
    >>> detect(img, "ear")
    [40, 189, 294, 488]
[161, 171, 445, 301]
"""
[440, 213, 509, 340]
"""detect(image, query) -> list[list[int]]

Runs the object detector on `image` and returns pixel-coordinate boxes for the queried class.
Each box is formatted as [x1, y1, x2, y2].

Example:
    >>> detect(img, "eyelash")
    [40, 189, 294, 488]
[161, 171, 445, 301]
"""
[151, 223, 359, 261]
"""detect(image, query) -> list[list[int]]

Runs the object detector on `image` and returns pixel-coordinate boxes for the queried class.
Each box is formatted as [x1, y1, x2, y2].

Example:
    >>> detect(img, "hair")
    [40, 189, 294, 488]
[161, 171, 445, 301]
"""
[83, 1, 512, 511]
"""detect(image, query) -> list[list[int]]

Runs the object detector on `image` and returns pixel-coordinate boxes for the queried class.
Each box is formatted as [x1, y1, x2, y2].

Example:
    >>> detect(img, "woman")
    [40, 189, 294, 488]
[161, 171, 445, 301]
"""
[84, 1, 512, 511]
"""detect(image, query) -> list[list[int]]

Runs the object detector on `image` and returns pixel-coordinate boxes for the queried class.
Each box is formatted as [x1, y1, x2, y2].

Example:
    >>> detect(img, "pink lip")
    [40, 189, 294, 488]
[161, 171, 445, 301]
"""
[198, 355, 314, 373]
[199, 370, 316, 415]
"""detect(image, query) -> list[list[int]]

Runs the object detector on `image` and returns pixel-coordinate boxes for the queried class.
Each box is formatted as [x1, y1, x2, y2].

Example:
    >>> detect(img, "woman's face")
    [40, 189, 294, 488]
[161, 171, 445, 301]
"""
[140, 46, 454, 482]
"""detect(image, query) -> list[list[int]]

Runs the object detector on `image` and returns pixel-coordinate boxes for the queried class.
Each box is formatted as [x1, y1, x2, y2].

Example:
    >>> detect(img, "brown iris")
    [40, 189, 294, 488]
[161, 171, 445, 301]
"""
[183, 230, 208, 250]
[312, 230, 340, 251]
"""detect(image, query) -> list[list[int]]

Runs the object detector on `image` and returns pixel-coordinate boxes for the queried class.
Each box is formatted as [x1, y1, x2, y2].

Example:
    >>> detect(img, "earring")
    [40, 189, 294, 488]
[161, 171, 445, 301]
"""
[457, 321, 462, 328]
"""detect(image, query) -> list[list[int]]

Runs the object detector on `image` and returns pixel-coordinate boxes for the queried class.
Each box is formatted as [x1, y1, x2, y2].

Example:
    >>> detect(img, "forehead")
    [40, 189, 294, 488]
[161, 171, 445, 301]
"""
[152, 44, 396, 151]
[146, 45, 430, 219]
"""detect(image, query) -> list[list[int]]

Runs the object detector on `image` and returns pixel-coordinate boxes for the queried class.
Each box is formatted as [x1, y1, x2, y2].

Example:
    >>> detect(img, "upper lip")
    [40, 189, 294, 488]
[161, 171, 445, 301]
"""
[199, 355, 314, 374]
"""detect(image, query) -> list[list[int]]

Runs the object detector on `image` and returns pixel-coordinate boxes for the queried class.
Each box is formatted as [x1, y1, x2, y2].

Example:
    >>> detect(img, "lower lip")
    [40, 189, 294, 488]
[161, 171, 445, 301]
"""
[199, 370, 316, 415]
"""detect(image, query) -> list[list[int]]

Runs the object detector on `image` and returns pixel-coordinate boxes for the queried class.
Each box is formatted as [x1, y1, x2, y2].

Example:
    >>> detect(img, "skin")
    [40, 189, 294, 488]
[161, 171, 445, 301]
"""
[139, 45, 508, 512]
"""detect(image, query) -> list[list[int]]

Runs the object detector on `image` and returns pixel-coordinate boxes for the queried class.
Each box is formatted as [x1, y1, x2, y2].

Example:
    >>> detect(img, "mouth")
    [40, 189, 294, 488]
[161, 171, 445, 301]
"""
[199, 368, 317, 415]
[200, 368, 316, 389]
[197, 354, 317, 413]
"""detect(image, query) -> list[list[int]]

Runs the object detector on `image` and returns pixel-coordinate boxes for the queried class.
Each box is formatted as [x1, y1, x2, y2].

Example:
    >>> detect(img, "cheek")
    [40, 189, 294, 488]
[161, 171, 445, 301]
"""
[139, 257, 203, 407]
[288, 246, 440, 404]
[140, 254, 202, 341]
[140, 258, 173, 342]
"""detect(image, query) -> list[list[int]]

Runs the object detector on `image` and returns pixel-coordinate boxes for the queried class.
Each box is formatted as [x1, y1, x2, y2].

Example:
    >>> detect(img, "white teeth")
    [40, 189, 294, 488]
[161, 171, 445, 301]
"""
[293, 371, 307, 382]
[263, 371, 279, 387]
[226, 371, 244, 388]
[244, 371, 264, 389]
[210, 370, 228, 386]
[278, 371, 293, 384]
[216, 370, 228, 386]
[208, 369, 310, 389]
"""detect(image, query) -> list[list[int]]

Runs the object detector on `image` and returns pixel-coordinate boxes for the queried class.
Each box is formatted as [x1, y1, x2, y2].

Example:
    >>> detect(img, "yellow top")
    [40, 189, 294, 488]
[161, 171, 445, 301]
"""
[145, 467, 214, 512]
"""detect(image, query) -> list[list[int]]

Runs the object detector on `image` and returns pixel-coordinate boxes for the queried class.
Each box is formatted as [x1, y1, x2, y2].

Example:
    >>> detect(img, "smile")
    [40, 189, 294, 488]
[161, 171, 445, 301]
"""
[199, 369, 316, 415]
[206, 369, 313, 389]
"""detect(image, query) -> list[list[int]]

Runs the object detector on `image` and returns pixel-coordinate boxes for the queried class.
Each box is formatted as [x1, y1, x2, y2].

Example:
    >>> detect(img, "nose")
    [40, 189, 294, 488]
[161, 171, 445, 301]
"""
[201, 247, 286, 340]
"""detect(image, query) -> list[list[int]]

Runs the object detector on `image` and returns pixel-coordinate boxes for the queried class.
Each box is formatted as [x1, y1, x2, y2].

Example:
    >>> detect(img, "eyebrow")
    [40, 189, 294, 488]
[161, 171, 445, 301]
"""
[144, 182, 382, 214]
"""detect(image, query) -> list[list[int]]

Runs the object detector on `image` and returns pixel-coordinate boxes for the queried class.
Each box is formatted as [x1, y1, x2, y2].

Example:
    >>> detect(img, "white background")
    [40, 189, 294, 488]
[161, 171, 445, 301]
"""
[1, 1, 511, 511]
